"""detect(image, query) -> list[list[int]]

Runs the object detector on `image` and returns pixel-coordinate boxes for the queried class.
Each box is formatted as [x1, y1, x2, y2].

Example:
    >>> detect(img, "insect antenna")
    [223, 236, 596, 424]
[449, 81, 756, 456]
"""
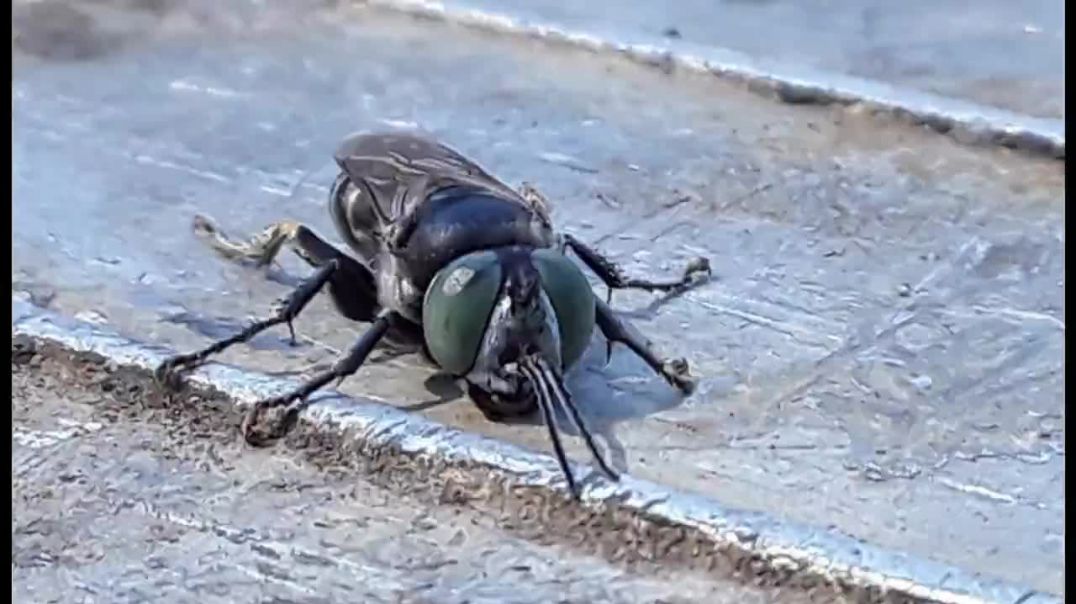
[519, 360, 578, 497]
[528, 356, 619, 482]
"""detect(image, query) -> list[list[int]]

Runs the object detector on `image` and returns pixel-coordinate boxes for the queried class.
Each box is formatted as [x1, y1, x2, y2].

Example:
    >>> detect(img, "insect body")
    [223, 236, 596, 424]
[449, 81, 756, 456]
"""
[157, 132, 710, 496]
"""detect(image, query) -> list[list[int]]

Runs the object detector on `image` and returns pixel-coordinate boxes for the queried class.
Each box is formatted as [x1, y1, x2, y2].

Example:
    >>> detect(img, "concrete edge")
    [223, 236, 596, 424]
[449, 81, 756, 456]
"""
[10, 298, 1061, 604]
[353, 0, 1064, 161]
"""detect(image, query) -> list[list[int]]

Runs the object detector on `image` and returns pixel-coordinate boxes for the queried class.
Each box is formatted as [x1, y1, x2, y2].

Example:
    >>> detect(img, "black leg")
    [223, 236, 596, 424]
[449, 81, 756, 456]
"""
[563, 233, 710, 362]
[242, 310, 397, 446]
[292, 226, 380, 323]
[192, 214, 381, 323]
[594, 296, 696, 394]
[155, 260, 339, 383]
[563, 234, 711, 298]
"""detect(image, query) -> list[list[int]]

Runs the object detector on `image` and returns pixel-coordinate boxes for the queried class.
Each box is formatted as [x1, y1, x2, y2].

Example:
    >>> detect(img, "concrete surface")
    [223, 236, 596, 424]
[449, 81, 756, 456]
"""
[14, 350, 795, 604]
[12, 0, 1065, 597]
[359, 0, 1064, 158]
[19, 301, 1055, 604]
[407, 0, 1064, 120]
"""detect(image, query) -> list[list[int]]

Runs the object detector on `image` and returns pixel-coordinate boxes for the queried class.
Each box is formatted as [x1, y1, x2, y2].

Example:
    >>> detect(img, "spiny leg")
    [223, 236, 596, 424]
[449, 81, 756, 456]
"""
[155, 259, 339, 384]
[563, 233, 709, 361]
[242, 310, 397, 446]
[522, 356, 618, 482]
[192, 214, 302, 268]
[563, 233, 710, 299]
[193, 214, 380, 323]
[594, 296, 696, 394]
[160, 215, 381, 383]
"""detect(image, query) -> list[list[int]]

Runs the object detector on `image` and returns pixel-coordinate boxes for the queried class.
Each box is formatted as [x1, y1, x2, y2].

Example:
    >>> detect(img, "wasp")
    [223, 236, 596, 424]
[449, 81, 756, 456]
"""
[157, 133, 710, 496]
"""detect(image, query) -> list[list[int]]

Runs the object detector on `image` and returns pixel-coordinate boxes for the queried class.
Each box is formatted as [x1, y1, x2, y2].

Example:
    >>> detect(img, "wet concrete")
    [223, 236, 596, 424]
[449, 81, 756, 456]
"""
[13, 350, 795, 603]
[12, 0, 1065, 596]
[404, 0, 1065, 120]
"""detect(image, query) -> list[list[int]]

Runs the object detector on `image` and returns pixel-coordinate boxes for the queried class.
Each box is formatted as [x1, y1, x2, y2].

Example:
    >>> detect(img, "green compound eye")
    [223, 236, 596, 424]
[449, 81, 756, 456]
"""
[531, 249, 596, 370]
[422, 251, 503, 375]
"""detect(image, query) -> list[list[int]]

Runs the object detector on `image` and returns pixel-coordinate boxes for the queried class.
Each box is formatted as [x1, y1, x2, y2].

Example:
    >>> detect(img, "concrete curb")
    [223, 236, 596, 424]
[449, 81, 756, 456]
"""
[355, 0, 1064, 160]
[10, 298, 1061, 604]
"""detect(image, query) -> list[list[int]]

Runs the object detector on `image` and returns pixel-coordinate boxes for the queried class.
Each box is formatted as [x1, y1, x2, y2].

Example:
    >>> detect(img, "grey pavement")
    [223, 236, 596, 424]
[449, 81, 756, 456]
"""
[381, 0, 1066, 120]
[13, 352, 792, 604]
[12, 0, 1065, 598]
